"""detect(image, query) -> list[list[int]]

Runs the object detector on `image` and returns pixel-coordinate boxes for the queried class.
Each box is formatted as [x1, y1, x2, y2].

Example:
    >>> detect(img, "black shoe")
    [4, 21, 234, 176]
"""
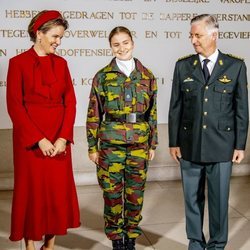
[112, 239, 124, 250]
[124, 237, 136, 250]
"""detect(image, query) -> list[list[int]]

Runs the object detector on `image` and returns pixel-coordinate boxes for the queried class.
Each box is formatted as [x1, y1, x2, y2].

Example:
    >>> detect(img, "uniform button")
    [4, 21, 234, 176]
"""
[204, 112, 208, 116]
[204, 98, 208, 102]
[203, 125, 207, 129]
[186, 89, 190, 92]
[223, 90, 227, 93]
[205, 86, 209, 90]
[183, 127, 187, 130]
[227, 127, 231, 131]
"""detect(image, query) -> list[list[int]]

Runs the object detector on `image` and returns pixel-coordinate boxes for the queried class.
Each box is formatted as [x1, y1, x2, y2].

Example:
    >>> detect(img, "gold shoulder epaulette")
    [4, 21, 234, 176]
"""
[227, 54, 244, 61]
[177, 54, 194, 61]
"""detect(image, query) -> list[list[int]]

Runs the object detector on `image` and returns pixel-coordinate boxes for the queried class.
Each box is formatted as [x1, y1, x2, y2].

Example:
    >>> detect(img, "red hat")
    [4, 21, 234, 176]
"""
[33, 10, 62, 33]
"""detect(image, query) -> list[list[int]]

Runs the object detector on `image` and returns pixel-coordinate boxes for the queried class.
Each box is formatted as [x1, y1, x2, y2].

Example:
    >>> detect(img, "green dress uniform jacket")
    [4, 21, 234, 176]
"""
[169, 51, 248, 162]
[87, 57, 158, 153]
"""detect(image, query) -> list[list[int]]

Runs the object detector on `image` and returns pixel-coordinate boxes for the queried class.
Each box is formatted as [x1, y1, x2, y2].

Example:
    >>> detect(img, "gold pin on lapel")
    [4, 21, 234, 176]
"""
[219, 60, 223, 66]
[193, 60, 198, 66]
[219, 75, 231, 84]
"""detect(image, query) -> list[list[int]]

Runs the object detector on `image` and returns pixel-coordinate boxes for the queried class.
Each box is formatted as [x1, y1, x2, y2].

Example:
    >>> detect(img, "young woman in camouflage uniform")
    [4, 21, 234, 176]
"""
[86, 26, 158, 250]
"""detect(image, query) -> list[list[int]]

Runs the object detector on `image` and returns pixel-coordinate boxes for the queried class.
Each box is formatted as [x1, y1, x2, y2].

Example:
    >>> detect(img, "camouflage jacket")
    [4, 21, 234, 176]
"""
[86, 57, 158, 153]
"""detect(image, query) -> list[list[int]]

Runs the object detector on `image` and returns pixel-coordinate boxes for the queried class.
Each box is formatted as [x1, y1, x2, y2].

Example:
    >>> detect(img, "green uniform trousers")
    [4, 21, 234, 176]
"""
[180, 159, 232, 250]
[97, 141, 149, 240]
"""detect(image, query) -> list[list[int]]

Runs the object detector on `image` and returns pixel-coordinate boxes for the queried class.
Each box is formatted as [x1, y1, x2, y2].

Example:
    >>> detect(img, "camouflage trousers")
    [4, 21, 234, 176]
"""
[97, 141, 149, 240]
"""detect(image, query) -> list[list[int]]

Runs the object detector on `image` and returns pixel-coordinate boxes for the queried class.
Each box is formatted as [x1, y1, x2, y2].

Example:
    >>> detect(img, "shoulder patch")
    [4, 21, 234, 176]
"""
[227, 54, 244, 61]
[177, 54, 194, 61]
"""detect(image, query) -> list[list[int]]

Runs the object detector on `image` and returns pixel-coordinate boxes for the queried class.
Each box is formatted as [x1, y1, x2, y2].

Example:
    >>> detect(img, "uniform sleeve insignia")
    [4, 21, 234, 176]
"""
[183, 77, 194, 82]
[177, 54, 194, 61]
[227, 54, 244, 61]
[218, 75, 232, 84]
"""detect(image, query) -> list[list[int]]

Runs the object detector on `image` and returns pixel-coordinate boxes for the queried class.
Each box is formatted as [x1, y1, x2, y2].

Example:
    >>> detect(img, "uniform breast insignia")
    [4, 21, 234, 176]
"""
[219, 59, 223, 66]
[218, 75, 232, 84]
[183, 77, 194, 82]
[177, 54, 194, 61]
[227, 54, 244, 61]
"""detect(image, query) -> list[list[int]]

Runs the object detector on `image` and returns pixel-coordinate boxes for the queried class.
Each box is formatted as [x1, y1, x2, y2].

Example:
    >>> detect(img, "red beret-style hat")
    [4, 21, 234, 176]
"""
[33, 10, 62, 33]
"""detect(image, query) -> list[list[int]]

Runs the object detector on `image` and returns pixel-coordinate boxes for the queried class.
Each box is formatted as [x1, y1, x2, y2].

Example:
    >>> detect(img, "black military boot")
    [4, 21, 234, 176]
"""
[112, 239, 124, 250]
[124, 237, 136, 250]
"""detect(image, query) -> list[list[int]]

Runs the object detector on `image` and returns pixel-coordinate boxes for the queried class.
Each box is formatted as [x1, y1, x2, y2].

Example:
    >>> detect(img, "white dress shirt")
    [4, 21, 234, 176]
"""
[199, 49, 219, 75]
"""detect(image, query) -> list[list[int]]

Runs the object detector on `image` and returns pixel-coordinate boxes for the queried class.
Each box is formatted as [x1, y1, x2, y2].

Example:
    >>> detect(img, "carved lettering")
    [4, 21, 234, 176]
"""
[62, 11, 114, 19]
[5, 10, 39, 18]
[145, 31, 158, 38]
[119, 12, 137, 20]
[0, 30, 29, 38]
[81, 78, 94, 85]
[218, 31, 250, 39]
[55, 49, 113, 57]
[0, 81, 7, 87]
[160, 13, 197, 21]
[165, 0, 209, 2]
[16, 49, 28, 55]
[64, 30, 109, 38]
[220, 0, 250, 3]
[142, 12, 154, 20]
[164, 31, 182, 38]
[0, 49, 7, 56]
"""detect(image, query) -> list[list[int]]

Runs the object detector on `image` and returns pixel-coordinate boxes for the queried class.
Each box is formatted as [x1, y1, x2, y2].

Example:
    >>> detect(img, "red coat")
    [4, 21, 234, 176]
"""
[7, 47, 80, 241]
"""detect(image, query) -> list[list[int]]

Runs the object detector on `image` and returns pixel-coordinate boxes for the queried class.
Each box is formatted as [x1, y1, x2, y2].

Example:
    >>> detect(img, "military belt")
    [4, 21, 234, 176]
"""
[105, 113, 145, 123]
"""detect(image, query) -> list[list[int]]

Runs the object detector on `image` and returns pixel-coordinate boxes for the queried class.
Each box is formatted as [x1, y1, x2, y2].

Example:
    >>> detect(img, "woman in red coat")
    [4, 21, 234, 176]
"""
[6, 10, 80, 250]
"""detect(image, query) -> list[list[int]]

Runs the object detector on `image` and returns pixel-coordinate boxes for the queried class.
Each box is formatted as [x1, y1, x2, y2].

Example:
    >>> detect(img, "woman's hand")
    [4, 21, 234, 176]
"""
[149, 149, 155, 161]
[51, 138, 67, 157]
[88, 152, 99, 165]
[38, 138, 56, 156]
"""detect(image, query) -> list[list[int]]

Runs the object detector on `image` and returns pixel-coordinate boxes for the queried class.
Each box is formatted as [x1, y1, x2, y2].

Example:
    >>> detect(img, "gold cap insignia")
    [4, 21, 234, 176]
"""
[219, 75, 231, 84]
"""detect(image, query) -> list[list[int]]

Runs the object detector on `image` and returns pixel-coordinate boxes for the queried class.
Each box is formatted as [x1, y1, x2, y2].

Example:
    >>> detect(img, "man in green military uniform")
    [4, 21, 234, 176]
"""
[168, 14, 248, 250]
[86, 26, 158, 250]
